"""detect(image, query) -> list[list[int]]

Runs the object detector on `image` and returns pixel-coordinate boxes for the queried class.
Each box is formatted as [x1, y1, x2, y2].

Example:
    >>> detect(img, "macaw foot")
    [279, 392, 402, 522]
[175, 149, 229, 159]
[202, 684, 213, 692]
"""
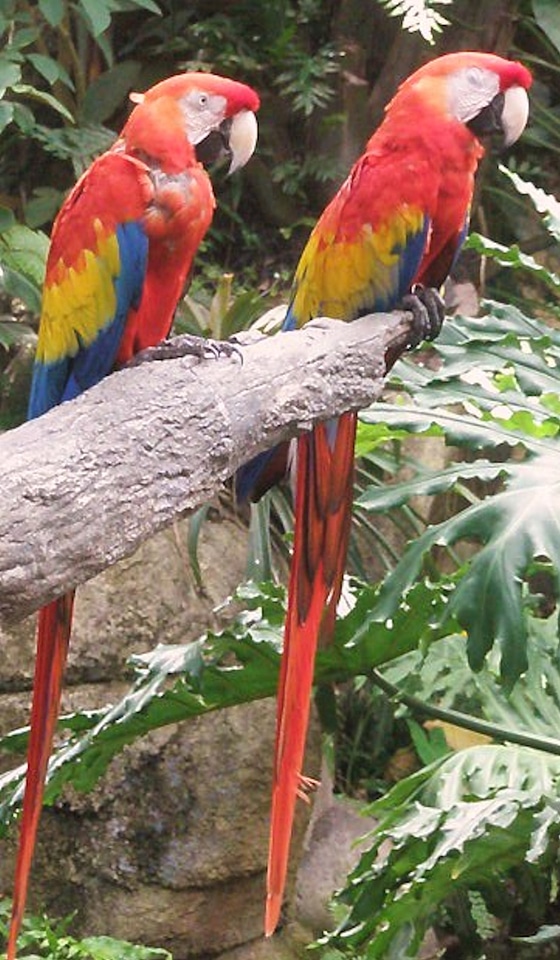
[297, 773, 320, 804]
[128, 333, 243, 367]
[400, 284, 445, 349]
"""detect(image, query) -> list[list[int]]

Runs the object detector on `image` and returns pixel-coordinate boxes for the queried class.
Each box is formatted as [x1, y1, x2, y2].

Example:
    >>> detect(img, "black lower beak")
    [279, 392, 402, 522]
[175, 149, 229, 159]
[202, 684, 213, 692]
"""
[195, 118, 233, 168]
[467, 92, 505, 142]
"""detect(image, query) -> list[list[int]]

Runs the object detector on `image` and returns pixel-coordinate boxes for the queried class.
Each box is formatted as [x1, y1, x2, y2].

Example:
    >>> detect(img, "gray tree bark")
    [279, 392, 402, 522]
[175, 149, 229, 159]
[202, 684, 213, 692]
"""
[0, 310, 416, 624]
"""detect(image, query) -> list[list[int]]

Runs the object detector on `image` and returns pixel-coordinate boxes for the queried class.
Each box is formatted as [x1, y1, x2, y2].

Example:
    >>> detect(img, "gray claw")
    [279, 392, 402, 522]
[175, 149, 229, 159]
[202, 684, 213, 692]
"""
[128, 333, 243, 367]
[400, 285, 445, 349]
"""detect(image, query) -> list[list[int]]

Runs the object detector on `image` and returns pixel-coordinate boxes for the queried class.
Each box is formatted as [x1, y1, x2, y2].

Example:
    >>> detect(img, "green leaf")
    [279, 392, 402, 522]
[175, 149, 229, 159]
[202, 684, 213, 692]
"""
[11, 83, 74, 122]
[382, 615, 560, 754]
[186, 505, 211, 590]
[500, 164, 560, 242]
[0, 99, 13, 134]
[0, 318, 35, 350]
[24, 186, 64, 229]
[81, 60, 141, 123]
[11, 101, 34, 134]
[354, 306, 560, 686]
[532, 0, 560, 57]
[113, 0, 162, 12]
[0, 207, 15, 231]
[0, 224, 48, 312]
[374, 455, 560, 685]
[78, 936, 171, 960]
[466, 232, 560, 292]
[357, 460, 505, 511]
[0, 58, 21, 93]
[26, 52, 74, 90]
[78, 0, 112, 36]
[38, 0, 65, 27]
[0, 576, 453, 821]
[326, 745, 560, 958]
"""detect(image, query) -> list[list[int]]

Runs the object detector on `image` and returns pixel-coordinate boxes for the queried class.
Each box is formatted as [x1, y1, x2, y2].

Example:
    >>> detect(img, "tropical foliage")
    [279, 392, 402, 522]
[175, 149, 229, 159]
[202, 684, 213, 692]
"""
[2, 0, 560, 958]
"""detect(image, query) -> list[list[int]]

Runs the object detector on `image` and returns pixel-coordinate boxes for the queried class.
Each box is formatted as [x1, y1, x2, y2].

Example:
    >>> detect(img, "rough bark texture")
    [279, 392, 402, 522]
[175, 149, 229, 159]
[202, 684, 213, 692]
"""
[0, 310, 413, 624]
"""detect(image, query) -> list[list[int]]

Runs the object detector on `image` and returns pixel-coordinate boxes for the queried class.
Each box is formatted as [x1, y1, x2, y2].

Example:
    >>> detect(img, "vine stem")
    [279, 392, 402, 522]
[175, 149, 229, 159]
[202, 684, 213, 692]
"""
[370, 667, 560, 757]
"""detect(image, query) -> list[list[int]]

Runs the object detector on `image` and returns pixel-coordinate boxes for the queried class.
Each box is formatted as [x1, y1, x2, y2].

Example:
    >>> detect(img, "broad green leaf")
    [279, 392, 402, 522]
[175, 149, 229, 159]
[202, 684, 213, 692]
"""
[11, 83, 74, 122]
[0, 58, 21, 93]
[78, 937, 171, 960]
[532, 0, 560, 57]
[355, 305, 560, 686]
[0, 578, 452, 823]
[113, 0, 162, 12]
[383, 614, 560, 748]
[0, 99, 13, 134]
[358, 460, 505, 511]
[24, 186, 64, 229]
[38, 0, 65, 27]
[466, 232, 560, 291]
[11, 101, 34, 134]
[0, 207, 15, 231]
[79, 0, 112, 36]
[500, 164, 560, 242]
[32, 122, 116, 167]
[81, 60, 141, 123]
[0, 224, 48, 312]
[326, 745, 560, 958]
[374, 455, 560, 685]
[0, 319, 35, 350]
[26, 52, 74, 90]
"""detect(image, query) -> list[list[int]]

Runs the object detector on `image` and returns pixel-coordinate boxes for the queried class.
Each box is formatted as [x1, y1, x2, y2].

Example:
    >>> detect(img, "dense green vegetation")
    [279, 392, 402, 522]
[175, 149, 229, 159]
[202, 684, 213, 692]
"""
[2, 0, 560, 958]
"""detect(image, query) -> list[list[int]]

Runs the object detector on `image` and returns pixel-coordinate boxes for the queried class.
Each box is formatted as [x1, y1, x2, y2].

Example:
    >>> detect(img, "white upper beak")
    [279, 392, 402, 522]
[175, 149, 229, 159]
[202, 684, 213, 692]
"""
[502, 85, 530, 147]
[228, 109, 258, 174]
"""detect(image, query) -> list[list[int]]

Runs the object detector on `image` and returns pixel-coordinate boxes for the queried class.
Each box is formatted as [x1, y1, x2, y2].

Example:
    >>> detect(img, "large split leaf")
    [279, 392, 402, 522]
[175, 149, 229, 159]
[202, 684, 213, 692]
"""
[0, 579, 448, 828]
[325, 744, 560, 959]
[356, 302, 560, 686]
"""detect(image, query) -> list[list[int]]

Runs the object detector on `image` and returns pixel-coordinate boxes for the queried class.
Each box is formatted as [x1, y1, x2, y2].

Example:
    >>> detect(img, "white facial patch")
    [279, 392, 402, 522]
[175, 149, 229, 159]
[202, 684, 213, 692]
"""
[448, 66, 501, 124]
[179, 89, 228, 145]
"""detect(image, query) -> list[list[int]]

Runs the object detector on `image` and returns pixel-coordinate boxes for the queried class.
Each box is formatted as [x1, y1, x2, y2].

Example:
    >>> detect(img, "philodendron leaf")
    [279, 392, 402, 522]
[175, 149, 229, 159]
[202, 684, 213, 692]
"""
[325, 745, 560, 959]
[0, 577, 450, 825]
[370, 453, 560, 686]
[355, 304, 560, 687]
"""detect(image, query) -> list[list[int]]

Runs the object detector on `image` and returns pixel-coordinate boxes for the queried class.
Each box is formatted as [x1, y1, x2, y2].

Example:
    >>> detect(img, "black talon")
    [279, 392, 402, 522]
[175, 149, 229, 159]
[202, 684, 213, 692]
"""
[400, 284, 445, 349]
[127, 333, 243, 367]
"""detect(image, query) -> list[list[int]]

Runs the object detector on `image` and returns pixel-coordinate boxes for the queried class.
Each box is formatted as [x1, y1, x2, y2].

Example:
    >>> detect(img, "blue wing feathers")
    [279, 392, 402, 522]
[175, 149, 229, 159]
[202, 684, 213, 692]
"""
[28, 221, 148, 419]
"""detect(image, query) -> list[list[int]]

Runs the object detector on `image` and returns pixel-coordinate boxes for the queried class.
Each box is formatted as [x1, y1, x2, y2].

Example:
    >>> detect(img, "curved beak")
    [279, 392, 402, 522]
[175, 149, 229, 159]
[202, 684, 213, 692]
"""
[467, 85, 529, 150]
[226, 108, 258, 174]
[502, 85, 530, 147]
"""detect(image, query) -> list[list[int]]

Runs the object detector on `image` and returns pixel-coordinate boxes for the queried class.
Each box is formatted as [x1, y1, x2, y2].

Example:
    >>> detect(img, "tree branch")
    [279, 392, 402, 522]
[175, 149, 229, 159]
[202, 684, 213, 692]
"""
[0, 309, 415, 624]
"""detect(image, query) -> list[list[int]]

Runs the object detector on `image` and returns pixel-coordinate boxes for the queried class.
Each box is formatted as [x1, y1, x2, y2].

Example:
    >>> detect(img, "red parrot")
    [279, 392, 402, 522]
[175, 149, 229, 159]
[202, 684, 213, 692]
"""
[237, 51, 531, 934]
[7, 72, 259, 960]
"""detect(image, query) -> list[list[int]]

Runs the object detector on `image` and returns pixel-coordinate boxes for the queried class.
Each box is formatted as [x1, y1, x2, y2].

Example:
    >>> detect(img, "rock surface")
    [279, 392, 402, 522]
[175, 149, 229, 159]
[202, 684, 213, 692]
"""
[0, 517, 320, 957]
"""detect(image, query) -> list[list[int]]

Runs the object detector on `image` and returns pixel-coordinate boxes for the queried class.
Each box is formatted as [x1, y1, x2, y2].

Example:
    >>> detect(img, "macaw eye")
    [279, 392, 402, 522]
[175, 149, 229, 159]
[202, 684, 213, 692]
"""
[466, 66, 486, 88]
[198, 93, 208, 107]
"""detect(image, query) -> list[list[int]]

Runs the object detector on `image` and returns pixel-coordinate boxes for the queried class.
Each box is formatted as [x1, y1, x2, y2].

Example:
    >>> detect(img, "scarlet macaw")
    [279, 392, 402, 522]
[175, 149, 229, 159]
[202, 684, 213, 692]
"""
[237, 51, 531, 934]
[7, 72, 259, 960]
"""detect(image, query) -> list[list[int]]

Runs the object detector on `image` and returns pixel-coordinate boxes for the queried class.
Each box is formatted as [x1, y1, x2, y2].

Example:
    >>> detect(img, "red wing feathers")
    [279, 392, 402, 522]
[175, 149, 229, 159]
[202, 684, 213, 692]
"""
[7, 594, 74, 960]
[266, 412, 357, 934]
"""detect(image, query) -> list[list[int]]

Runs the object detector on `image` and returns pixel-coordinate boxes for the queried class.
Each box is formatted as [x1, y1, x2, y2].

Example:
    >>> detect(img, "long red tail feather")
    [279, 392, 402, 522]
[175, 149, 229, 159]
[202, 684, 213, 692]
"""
[7, 592, 75, 960]
[265, 412, 357, 935]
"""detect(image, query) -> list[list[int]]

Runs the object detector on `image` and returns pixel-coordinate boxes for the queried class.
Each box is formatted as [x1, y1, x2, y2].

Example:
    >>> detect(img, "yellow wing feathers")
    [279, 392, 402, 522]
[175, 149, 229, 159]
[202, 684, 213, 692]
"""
[38, 223, 121, 365]
[291, 203, 428, 325]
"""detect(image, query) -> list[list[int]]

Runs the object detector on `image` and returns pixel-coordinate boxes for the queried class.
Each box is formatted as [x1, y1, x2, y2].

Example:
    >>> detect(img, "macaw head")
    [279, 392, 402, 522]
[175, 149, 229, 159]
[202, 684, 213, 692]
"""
[388, 51, 532, 148]
[122, 72, 260, 175]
